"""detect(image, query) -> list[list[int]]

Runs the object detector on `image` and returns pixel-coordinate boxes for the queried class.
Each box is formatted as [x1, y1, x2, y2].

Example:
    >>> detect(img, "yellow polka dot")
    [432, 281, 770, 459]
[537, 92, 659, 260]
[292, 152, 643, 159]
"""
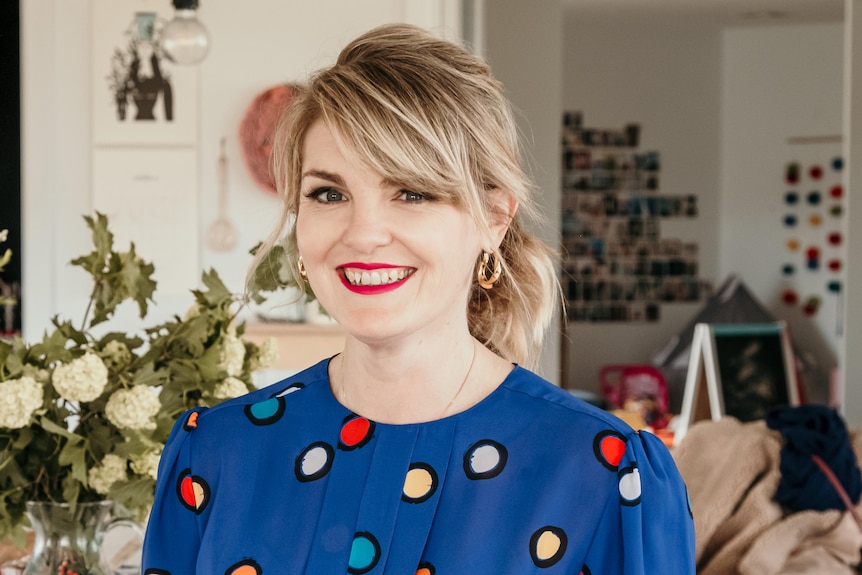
[809, 214, 822, 227]
[535, 530, 562, 560]
[786, 239, 799, 251]
[403, 467, 434, 500]
[193, 482, 206, 508]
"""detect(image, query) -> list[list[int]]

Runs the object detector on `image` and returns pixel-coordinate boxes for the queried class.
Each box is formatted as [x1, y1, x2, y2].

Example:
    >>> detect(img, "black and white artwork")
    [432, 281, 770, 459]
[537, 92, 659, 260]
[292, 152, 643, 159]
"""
[92, 0, 197, 146]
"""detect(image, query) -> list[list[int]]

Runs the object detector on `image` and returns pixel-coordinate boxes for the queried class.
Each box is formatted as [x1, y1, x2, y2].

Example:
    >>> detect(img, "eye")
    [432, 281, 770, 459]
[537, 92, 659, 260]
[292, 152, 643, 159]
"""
[307, 187, 345, 203]
[399, 190, 427, 202]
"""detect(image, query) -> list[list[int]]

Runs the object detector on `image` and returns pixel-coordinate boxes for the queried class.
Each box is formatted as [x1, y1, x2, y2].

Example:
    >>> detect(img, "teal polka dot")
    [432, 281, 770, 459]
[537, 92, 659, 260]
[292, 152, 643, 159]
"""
[244, 397, 286, 425]
[251, 398, 279, 418]
[348, 532, 379, 574]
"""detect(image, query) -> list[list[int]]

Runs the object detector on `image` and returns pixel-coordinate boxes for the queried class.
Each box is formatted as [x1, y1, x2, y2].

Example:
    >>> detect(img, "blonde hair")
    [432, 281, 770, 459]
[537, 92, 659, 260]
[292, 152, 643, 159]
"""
[250, 23, 558, 368]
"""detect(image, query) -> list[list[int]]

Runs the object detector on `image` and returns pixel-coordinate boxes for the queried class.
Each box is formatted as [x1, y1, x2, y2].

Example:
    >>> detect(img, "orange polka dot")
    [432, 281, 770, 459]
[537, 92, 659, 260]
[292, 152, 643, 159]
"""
[231, 566, 258, 575]
[416, 569, 432, 575]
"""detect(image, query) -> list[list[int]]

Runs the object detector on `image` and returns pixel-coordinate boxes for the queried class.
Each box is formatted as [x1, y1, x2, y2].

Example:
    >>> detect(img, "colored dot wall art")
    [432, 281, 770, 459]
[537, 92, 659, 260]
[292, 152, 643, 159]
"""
[781, 158, 844, 321]
[560, 111, 710, 323]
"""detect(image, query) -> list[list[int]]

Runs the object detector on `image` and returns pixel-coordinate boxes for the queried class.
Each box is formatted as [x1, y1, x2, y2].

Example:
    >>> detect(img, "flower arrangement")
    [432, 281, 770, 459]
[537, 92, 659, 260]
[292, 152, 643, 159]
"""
[0, 214, 280, 545]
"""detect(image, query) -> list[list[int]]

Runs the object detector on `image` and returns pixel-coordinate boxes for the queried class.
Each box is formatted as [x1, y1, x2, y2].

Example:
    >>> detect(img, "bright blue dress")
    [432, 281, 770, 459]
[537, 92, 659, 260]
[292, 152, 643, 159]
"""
[142, 357, 695, 574]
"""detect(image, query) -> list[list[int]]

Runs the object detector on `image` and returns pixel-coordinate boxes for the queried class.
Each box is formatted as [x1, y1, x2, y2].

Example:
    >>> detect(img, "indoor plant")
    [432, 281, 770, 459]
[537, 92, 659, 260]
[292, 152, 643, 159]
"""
[0, 213, 279, 551]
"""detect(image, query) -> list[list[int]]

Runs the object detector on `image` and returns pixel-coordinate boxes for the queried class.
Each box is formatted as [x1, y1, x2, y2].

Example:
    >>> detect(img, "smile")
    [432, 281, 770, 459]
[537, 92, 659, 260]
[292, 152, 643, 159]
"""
[343, 268, 414, 286]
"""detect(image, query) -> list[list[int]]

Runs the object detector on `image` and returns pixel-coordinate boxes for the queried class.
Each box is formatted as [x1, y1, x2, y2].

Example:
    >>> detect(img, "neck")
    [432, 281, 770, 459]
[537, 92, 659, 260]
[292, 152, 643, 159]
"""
[330, 334, 482, 424]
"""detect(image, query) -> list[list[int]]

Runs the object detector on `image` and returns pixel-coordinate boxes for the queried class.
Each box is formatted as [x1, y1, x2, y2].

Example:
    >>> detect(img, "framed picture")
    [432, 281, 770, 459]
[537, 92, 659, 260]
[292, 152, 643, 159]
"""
[677, 321, 800, 442]
[91, 0, 198, 146]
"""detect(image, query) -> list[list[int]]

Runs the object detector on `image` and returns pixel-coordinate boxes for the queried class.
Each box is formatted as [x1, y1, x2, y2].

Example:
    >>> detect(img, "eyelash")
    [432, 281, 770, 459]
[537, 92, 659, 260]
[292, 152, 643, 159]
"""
[305, 187, 344, 202]
[305, 187, 432, 203]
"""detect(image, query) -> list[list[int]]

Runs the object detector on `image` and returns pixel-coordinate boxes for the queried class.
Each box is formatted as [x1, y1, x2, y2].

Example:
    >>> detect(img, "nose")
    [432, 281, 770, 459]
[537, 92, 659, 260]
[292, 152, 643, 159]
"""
[340, 199, 392, 253]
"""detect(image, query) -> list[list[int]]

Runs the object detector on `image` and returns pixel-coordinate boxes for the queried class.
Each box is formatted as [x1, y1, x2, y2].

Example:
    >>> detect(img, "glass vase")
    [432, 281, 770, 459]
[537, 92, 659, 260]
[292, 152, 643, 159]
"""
[23, 501, 142, 575]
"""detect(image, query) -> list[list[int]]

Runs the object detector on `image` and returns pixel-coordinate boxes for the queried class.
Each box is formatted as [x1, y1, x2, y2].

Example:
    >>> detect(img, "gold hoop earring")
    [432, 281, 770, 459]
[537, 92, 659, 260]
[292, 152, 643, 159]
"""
[297, 256, 308, 281]
[476, 251, 502, 289]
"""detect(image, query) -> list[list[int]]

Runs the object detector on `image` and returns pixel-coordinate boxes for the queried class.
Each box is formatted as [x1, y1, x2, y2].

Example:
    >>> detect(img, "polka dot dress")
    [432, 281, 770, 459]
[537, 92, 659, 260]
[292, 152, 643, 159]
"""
[142, 358, 695, 574]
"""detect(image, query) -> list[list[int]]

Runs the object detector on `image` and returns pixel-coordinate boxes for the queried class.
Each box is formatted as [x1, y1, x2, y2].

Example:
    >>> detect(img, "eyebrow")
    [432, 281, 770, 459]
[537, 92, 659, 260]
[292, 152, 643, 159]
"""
[301, 169, 345, 185]
[301, 168, 402, 189]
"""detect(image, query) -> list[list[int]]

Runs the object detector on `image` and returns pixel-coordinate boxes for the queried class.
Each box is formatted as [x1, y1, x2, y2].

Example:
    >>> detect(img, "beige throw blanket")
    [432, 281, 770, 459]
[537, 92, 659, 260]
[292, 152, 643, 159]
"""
[672, 418, 862, 574]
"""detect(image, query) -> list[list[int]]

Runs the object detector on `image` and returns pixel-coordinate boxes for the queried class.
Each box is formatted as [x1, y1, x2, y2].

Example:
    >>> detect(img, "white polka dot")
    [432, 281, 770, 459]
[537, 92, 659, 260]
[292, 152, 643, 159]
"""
[619, 467, 641, 504]
[301, 445, 329, 476]
[470, 444, 501, 474]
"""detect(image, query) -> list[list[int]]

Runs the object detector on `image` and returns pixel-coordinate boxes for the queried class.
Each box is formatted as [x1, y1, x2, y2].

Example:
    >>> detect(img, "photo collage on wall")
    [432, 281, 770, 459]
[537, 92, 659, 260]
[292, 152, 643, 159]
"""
[779, 148, 846, 335]
[561, 111, 708, 323]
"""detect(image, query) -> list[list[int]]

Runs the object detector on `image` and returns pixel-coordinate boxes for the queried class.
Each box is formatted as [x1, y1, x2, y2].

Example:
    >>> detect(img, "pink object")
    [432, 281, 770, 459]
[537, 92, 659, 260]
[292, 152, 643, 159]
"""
[599, 364, 669, 428]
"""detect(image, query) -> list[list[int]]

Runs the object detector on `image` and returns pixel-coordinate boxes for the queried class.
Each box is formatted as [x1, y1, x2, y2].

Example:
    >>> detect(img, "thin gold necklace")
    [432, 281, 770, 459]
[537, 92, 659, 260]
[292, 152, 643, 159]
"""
[339, 341, 478, 420]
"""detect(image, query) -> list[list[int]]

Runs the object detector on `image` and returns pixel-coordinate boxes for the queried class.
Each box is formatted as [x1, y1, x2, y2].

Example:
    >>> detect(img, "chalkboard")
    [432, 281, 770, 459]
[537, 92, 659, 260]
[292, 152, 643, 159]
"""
[677, 321, 799, 442]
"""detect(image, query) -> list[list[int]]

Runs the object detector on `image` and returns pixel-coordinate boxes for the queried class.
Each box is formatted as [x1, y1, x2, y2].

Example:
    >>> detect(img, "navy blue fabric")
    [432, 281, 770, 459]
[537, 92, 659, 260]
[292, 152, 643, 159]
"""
[766, 404, 862, 512]
[142, 357, 695, 574]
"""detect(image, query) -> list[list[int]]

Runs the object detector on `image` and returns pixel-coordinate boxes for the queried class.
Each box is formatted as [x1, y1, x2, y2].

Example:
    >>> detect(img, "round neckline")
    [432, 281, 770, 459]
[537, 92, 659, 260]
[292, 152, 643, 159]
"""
[319, 355, 520, 428]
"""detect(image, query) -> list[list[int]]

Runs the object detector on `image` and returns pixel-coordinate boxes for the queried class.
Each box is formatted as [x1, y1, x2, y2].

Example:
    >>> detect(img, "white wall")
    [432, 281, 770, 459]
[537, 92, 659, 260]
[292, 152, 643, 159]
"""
[483, 0, 564, 383]
[561, 13, 723, 398]
[21, 0, 459, 339]
[720, 24, 844, 405]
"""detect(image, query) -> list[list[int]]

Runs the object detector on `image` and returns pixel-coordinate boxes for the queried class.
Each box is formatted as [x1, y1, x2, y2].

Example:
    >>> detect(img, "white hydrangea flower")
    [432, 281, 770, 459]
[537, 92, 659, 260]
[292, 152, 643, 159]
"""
[0, 376, 44, 429]
[87, 453, 128, 495]
[52, 352, 109, 402]
[101, 340, 132, 367]
[257, 337, 279, 369]
[213, 376, 249, 399]
[105, 385, 161, 430]
[219, 334, 246, 377]
[130, 449, 162, 481]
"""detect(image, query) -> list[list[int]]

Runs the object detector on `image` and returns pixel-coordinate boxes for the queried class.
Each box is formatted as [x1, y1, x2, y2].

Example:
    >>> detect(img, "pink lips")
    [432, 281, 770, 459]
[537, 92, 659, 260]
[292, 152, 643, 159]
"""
[339, 262, 412, 295]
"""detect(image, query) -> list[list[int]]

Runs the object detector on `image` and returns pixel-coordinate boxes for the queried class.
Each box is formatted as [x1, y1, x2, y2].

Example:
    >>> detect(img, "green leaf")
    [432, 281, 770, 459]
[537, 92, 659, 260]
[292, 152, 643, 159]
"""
[58, 442, 88, 485]
[40, 417, 85, 442]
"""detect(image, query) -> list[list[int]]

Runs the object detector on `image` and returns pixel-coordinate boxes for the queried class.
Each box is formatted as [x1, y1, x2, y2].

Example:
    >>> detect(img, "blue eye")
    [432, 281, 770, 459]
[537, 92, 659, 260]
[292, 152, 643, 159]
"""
[308, 187, 345, 202]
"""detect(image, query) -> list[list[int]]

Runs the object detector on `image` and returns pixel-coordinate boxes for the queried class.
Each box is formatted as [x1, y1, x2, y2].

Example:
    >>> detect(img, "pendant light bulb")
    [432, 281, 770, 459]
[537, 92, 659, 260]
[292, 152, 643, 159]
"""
[161, 0, 209, 65]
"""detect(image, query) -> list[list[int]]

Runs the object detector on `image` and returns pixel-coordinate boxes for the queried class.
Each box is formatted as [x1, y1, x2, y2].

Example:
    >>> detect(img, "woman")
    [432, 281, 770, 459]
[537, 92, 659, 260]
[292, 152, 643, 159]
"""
[142, 23, 695, 574]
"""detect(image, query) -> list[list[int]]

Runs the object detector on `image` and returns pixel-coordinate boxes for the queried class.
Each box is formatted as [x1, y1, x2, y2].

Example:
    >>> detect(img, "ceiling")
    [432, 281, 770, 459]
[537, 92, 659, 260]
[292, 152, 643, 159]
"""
[562, 0, 844, 27]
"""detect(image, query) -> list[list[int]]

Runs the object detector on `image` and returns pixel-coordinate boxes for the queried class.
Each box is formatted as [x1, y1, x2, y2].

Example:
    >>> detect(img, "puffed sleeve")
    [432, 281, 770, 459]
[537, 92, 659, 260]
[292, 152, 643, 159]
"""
[141, 408, 208, 573]
[583, 429, 695, 574]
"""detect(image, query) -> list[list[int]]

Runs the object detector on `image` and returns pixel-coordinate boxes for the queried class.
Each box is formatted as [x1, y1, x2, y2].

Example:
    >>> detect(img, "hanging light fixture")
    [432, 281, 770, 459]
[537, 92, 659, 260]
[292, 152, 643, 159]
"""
[161, 0, 209, 65]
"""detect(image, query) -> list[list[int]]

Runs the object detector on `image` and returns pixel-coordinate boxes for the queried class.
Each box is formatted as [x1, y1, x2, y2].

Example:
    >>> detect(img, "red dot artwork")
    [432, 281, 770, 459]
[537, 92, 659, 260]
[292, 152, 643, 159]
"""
[830, 185, 843, 199]
[809, 165, 823, 180]
[806, 247, 820, 259]
[828, 232, 842, 246]
[828, 259, 842, 272]
[782, 290, 799, 305]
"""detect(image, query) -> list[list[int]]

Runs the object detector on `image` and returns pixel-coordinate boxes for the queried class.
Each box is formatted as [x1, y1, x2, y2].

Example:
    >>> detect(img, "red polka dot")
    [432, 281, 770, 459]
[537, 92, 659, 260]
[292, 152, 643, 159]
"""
[809, 165, 823, 180]
[828, 232, 842, 246]
[180, 477, 197, 507]
[601, 436, 625, 467]
[829, 259, 842, 272]
[830, 185, 843, 198]
[782, 290, 798, 305]
[806, 247, 820, 259]
[340, 417, 372, 448]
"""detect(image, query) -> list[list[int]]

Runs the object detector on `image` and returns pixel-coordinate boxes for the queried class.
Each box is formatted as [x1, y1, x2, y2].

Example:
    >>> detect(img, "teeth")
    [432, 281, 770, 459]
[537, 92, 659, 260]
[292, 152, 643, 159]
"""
[345, 268, 411, 286]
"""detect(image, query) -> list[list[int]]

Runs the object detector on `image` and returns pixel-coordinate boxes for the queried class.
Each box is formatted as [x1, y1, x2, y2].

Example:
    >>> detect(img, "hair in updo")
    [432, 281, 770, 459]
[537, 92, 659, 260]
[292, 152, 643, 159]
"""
[251, 23, 558, 368]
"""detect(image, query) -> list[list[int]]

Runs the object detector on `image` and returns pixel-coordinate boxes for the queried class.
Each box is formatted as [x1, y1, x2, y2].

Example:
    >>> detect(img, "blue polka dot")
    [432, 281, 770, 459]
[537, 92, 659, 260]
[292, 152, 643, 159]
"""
[832, 157, 844, 171]
[785, 191, 798, 204]
[783, 215, 797, 227]
[807, 259, 819, 271]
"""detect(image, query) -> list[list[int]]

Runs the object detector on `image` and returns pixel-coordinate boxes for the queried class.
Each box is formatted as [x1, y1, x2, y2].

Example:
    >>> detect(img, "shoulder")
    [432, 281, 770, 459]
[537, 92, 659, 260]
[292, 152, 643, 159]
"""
[192, 357, 332, 427]
[499, 365, 633, 435]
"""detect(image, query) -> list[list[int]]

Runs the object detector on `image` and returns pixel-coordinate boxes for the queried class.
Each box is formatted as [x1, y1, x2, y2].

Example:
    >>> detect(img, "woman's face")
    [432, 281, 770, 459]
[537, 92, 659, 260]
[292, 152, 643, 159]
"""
[295, 120, 483, 345]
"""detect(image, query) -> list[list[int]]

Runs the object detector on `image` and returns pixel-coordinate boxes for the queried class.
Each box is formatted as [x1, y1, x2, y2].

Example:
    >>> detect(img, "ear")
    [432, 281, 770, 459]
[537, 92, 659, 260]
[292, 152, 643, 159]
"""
[486, 189, 518, 250]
